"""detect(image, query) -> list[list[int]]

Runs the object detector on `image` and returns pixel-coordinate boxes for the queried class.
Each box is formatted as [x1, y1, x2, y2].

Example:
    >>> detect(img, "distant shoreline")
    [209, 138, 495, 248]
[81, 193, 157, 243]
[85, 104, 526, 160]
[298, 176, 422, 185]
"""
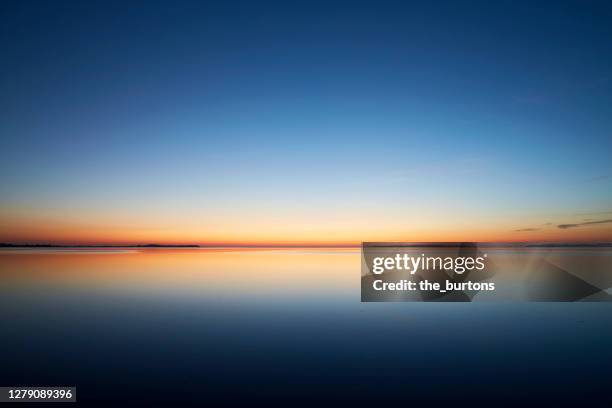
[0, 243, 200, 248]
[1, 242, 610, 249]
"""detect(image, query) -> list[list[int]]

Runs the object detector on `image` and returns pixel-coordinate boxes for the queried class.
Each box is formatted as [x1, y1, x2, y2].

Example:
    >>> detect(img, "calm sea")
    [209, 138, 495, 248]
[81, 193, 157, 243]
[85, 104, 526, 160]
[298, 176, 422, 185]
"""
[0, 248, 611, 405]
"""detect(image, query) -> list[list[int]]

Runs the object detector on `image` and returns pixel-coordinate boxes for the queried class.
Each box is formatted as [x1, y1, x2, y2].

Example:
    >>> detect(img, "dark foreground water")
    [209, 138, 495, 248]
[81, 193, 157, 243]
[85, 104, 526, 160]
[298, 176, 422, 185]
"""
[0, 248, 611, 405]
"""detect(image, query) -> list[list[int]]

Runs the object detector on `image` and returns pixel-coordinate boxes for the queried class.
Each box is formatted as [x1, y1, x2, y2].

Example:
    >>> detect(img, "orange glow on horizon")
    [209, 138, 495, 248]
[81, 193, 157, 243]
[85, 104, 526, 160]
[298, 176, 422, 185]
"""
[1, 205, 611, 246]
[1, 230, 610, 247]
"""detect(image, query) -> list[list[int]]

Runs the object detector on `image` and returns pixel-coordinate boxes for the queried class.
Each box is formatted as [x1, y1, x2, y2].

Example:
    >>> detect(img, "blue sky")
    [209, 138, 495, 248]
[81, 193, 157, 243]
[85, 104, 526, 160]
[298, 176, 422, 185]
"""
[1, 0, 611, 243]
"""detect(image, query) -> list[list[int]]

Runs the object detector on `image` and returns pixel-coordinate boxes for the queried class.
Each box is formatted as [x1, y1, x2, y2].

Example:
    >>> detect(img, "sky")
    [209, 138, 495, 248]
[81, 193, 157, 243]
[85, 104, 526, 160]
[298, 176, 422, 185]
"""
[1, 0, 611, 245]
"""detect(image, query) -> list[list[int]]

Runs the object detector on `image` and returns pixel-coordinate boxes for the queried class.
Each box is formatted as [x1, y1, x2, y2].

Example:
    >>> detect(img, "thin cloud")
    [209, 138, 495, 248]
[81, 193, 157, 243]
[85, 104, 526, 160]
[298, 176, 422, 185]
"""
[585, 175, 609, 182]
[515, 228, 540, 232]
[574, 210, 612, 216]
[558, 219, 612, 229]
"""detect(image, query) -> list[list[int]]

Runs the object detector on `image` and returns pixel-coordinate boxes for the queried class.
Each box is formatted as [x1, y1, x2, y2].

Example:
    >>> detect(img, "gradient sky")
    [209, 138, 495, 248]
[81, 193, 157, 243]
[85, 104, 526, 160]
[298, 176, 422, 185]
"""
[1, 0, 611, 244]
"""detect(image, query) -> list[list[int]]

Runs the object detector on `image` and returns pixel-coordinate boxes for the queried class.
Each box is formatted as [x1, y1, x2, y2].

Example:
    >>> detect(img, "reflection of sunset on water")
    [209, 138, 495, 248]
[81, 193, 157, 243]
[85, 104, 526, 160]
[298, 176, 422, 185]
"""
[0, 249, 358, 295]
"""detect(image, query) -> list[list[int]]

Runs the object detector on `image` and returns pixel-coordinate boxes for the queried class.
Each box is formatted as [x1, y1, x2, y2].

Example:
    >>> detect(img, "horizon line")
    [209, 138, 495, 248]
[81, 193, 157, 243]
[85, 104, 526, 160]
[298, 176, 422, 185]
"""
[2, 240, 611, 249]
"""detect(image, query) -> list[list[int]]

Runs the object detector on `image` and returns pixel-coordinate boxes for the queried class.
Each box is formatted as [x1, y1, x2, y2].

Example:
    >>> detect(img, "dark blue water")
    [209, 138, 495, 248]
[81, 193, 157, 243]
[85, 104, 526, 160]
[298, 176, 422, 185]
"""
[1, 287, 611, 405]
[1, 248, 611, 405]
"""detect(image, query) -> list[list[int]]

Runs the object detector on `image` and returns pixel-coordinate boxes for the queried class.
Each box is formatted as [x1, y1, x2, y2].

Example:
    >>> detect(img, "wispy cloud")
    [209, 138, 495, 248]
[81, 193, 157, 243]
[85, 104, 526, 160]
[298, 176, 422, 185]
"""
[558, 219, 612, 229]
[585, 175, 610, 182]
[574, 210, 612, 216]
[515, 228, 540, 232]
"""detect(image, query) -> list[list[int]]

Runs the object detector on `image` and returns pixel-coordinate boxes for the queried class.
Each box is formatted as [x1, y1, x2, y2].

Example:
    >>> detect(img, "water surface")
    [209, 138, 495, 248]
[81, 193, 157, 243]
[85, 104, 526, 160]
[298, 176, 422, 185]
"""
[1, 248, 610, 404]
